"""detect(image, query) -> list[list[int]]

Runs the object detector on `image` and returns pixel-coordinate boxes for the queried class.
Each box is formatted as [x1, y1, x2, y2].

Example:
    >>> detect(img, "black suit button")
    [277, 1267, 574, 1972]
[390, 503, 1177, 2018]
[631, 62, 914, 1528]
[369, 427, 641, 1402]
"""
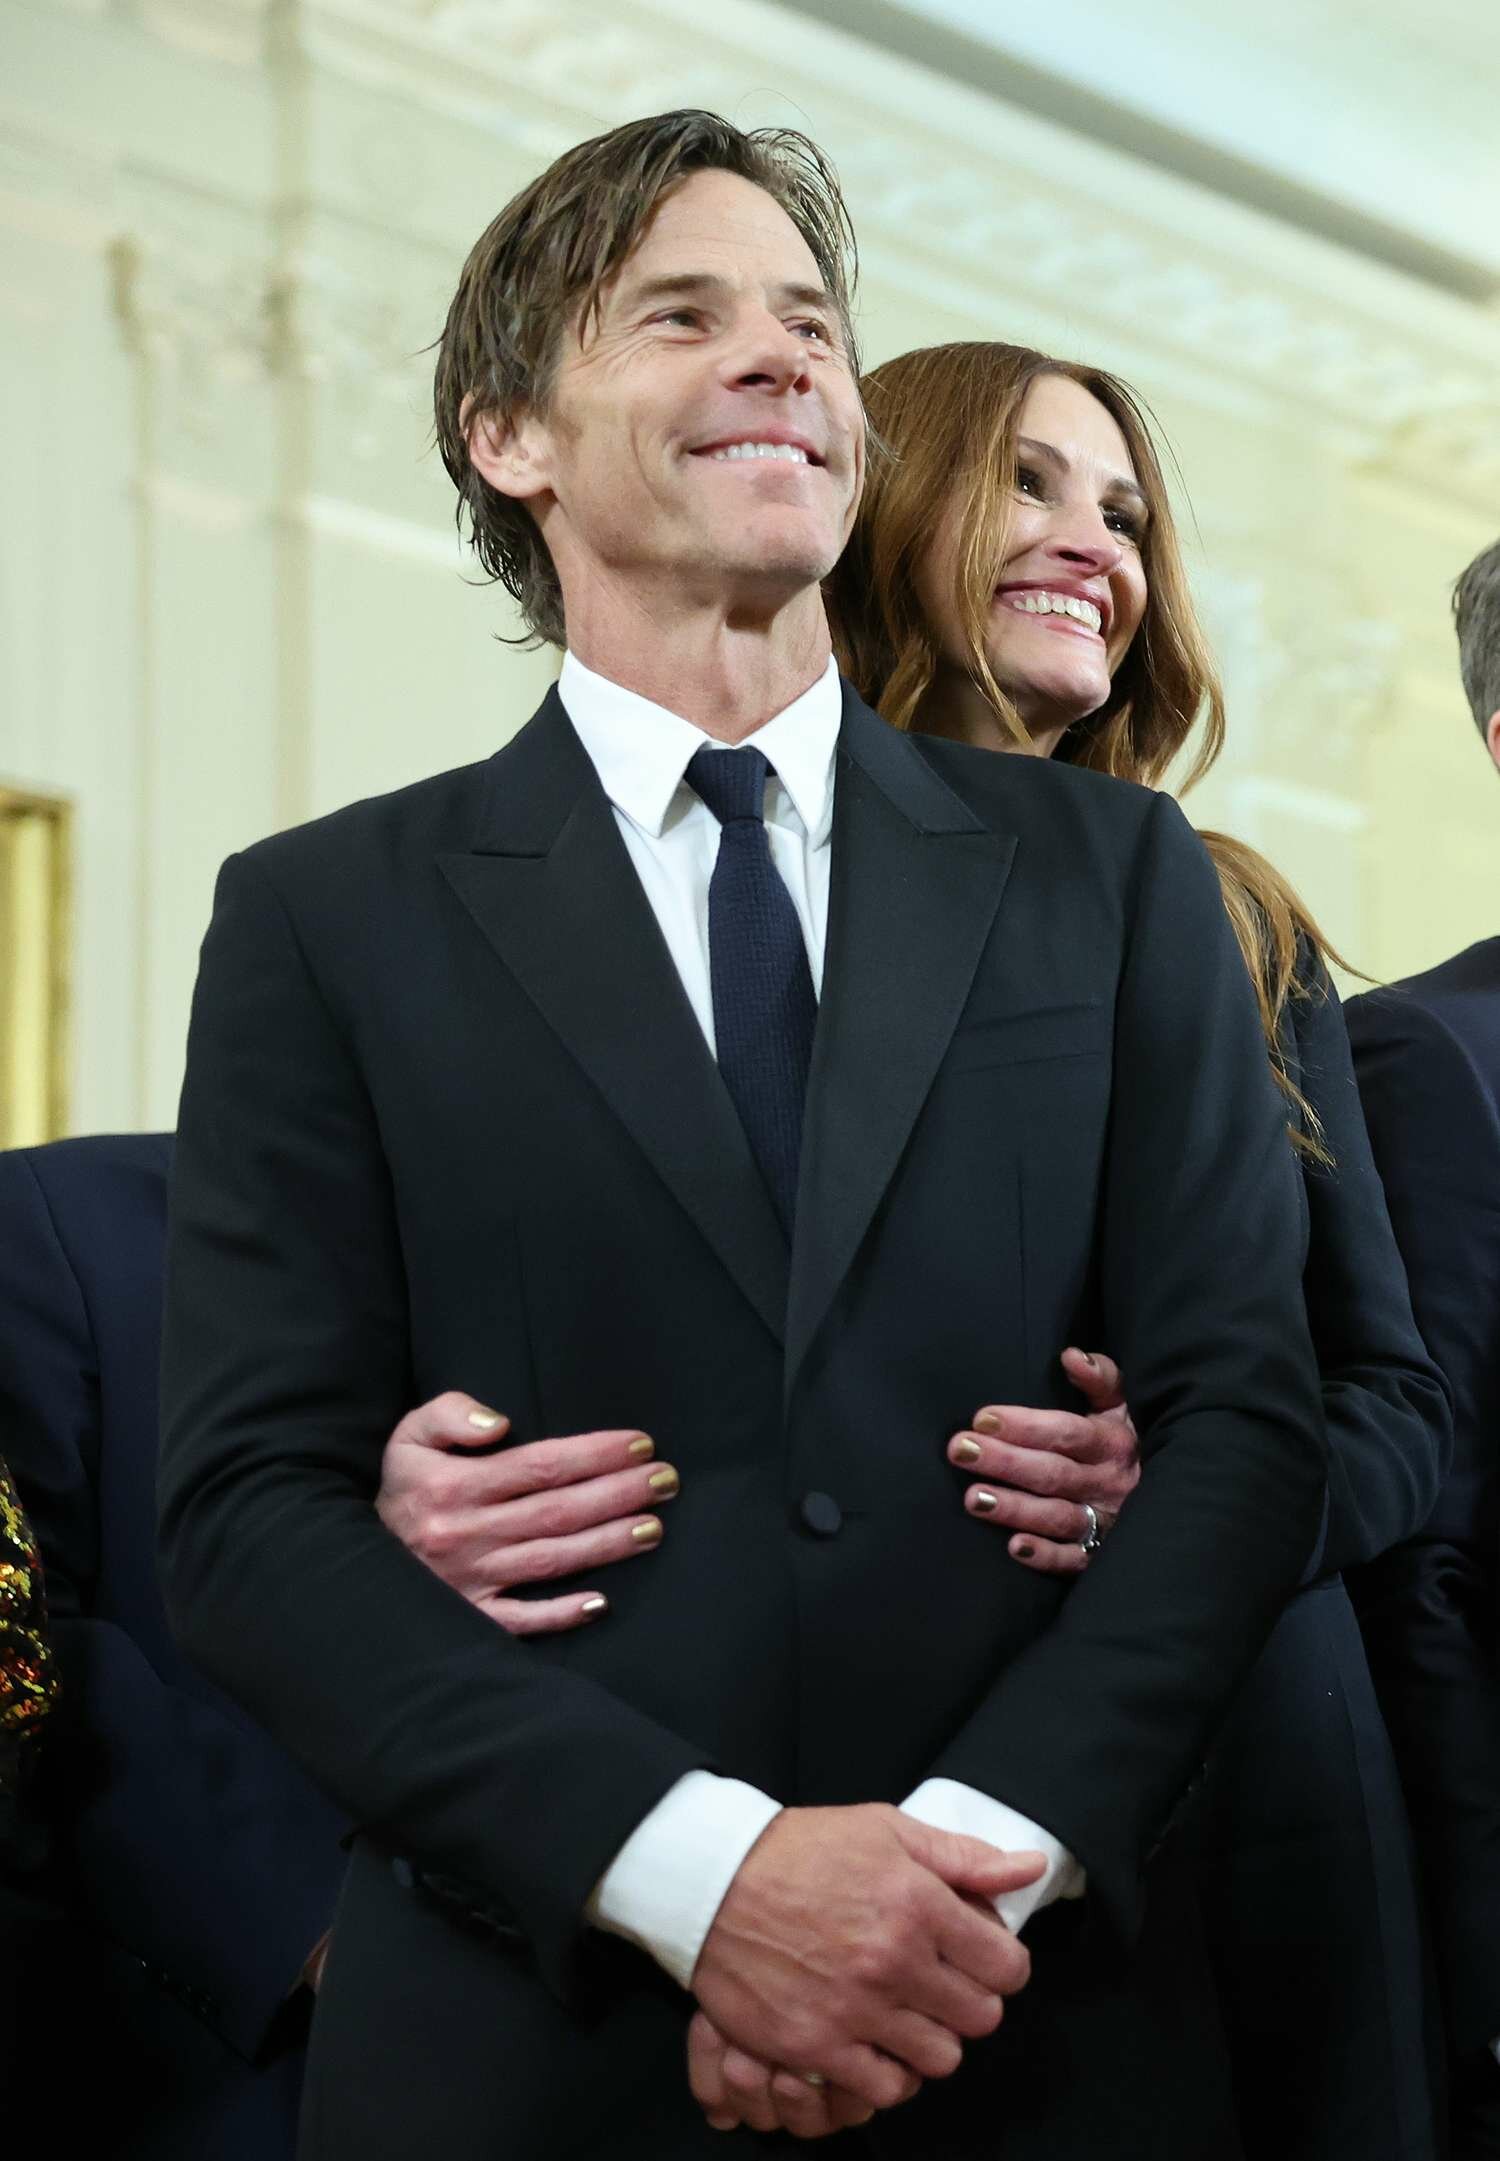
[800, 1491, 842, 1537]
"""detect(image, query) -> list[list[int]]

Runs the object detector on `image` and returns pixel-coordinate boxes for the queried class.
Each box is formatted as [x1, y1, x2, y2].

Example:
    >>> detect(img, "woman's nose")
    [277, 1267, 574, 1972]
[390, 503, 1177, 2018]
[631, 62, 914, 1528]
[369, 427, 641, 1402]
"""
[1047, 507, 1124, 572]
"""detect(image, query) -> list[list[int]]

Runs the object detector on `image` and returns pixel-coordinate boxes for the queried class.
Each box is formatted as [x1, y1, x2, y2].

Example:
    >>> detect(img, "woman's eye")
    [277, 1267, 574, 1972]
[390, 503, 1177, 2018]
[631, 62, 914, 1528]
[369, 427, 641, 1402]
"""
[791, 318, 830, 342]
[1105, 507, 1145, 542]
[1014, 464, 1045, 499]
[654, 309, 701, 329]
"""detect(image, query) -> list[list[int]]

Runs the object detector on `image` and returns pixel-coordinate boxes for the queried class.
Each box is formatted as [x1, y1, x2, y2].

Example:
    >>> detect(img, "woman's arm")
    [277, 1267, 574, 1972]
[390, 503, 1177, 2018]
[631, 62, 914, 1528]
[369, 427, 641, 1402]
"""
[1285, 962, 1451, 1578]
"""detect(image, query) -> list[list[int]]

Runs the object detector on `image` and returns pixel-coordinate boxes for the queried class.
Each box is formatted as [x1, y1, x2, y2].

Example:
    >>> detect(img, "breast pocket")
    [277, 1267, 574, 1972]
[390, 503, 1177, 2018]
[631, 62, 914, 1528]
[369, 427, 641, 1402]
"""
[944, 998, 1109, 1077]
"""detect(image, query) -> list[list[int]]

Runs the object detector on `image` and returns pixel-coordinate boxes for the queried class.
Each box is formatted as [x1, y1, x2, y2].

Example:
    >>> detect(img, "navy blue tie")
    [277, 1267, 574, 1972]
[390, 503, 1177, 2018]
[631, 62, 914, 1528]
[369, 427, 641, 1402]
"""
[686, 745, 817, 1232]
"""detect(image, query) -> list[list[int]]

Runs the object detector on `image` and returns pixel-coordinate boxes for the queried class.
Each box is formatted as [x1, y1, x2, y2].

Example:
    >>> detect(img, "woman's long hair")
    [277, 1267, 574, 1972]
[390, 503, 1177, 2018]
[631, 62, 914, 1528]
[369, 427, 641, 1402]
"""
[829, 341, 1339, 1157]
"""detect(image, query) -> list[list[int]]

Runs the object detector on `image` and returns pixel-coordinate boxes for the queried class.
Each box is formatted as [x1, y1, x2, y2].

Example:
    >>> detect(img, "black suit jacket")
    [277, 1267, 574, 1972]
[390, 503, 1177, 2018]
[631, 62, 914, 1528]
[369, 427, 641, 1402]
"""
[158, 685, 1325, 2157]
[1347, 941, 1500, 2058]
[0, 1135, 346, 2157]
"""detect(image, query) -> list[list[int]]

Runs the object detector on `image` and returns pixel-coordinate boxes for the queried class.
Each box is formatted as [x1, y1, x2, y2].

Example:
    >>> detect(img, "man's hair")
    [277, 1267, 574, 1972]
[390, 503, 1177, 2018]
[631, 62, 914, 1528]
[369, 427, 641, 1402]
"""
[433, 109, 860, 649]
[1454, 537, 1500, 738]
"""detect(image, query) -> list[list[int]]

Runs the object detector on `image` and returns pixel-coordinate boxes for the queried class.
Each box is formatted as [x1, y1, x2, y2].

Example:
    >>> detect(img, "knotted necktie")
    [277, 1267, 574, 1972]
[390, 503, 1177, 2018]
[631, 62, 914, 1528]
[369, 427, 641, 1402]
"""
[686, 745, 817, 1231]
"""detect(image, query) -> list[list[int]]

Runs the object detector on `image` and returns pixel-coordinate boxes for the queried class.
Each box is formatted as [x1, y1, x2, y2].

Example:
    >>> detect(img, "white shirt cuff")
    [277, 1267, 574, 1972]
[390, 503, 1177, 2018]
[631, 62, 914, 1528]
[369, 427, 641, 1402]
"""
[901, 1778, 1085, 1934]
[585, 1770, 782, 1989]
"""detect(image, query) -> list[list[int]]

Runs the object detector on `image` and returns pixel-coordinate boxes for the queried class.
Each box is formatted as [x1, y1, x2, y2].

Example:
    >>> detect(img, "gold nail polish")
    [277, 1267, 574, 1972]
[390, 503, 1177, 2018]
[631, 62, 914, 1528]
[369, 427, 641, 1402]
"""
[952, 1437, 981, 1465]
[974, 1411, 1001, 1436]
[972, 1489, 998, 1514]
[631, 1517, 663, 1545]
[466, 1409, 502, 1431]
[627, 1434, 655, 1461]
[581, 1595, 608, 1616]
[648, 1467, 680, 1498]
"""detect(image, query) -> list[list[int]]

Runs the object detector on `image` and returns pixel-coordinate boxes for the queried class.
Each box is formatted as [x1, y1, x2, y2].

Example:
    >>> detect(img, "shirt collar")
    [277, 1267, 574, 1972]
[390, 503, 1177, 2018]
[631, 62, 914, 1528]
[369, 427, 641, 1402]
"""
[558, 651, 842, 844]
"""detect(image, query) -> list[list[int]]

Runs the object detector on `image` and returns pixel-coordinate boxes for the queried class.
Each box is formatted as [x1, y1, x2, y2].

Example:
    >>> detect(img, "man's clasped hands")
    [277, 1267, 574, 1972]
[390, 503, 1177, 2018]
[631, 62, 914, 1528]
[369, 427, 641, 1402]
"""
[369, 1355, 1140, 2138]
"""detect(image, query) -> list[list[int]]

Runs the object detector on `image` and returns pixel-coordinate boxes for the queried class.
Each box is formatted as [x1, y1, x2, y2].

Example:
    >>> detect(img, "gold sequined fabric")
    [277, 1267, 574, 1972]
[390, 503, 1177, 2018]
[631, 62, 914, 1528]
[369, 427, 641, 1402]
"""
[0, 1456, 58, 1794]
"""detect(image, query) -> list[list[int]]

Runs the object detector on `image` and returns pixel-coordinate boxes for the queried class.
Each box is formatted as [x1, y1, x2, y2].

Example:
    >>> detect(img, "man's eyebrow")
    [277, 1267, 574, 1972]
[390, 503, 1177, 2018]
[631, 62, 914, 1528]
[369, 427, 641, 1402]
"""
[1017, 434, 1149, 508]
[614, 272, 838, 314]
[776, 282, 839, 313]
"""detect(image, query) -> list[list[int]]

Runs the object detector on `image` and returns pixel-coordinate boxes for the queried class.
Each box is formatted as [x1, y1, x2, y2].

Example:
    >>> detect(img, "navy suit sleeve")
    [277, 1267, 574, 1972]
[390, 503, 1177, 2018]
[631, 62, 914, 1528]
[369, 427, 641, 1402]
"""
[1288, 968, 1451, 1581]
[0, 1145, 345, 2063]
[1344, 989, 1500, 2056]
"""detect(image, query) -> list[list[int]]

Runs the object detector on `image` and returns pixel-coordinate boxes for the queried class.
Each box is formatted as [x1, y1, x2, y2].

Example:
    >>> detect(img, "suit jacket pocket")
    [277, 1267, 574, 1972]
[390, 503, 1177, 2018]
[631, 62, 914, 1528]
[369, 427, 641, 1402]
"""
[944, 998, 1108, 1076]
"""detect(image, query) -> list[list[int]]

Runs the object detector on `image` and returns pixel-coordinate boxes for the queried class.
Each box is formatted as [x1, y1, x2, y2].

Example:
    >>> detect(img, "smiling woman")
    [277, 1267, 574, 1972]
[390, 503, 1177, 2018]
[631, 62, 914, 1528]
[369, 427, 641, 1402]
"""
[821, 334, 1446, 2161]
[832, 340, 1211, 774]
[830, 339, 1335, 1148]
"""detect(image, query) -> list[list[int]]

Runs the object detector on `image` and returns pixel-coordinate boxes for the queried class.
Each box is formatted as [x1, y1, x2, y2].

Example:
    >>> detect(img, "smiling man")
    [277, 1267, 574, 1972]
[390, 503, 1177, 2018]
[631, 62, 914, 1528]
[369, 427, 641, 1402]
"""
[159, 113, 1325, 2159]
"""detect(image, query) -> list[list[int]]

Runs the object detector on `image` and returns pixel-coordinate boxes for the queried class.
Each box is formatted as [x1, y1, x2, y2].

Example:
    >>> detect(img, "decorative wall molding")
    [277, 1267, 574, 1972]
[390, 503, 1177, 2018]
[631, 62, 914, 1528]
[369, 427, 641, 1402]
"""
[283, 213, 451, 391]
[283, 0, 1500, 499]
[128, 0, 275, 69]
[0, 107, 117, 246]
[20, 0, 1497, 491]
[110, 190, 280, 446]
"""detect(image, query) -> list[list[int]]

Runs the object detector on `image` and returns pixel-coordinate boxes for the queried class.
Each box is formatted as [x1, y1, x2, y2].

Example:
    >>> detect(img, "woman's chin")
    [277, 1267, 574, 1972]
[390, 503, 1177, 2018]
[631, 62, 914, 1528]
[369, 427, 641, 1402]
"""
[991, 647, 1112, 727]
[1010, 682, 1112, 740]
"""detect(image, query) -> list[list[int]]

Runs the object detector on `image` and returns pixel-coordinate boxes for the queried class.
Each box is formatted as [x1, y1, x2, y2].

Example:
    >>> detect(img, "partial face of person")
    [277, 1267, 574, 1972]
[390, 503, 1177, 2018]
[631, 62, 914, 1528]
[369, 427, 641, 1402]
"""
[917, 373, 1150, 738]
[481, 168, 865, 617]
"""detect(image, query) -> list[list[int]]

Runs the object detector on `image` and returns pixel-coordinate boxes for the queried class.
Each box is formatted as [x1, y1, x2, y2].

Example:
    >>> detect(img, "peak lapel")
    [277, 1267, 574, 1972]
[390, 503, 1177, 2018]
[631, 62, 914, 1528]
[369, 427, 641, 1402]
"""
[439, 694, 789, 1345]
[787, 696, 1017, 1394]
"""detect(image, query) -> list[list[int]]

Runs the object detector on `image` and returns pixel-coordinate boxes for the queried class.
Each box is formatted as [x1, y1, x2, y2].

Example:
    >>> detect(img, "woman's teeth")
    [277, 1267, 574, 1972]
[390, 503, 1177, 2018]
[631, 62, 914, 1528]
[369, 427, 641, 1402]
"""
[1005, 591, 1102, 633]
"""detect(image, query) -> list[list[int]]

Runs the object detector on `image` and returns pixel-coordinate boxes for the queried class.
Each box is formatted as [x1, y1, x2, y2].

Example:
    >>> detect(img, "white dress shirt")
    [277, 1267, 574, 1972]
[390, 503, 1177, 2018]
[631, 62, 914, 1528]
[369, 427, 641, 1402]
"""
[558, 649, 1083, 1989]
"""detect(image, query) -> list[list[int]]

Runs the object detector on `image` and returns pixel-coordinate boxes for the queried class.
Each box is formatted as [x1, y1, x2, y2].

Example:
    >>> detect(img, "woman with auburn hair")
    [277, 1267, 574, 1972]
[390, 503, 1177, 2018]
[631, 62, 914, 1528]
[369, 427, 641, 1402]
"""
[370, 342, 1448, 2155]
[837, 342, 1448, 2161]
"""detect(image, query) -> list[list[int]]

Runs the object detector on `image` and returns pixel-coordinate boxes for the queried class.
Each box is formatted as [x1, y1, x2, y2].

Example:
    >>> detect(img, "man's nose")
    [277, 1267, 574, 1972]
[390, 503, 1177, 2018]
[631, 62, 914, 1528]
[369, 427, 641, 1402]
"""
[721, 313, 814, 394]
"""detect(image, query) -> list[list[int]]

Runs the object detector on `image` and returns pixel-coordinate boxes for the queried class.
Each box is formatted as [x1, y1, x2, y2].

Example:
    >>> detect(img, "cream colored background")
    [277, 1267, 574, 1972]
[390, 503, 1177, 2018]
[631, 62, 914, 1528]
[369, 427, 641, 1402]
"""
[2, 0, 1498, 1137]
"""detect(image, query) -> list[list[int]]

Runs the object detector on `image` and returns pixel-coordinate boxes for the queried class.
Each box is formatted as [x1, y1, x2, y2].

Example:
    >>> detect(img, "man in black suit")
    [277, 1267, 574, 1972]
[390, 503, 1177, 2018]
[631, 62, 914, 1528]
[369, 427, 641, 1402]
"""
[158, 111, 1325, 2158]
[0, 1136, 346, 2156]
[1348, 537, 1500, 2158]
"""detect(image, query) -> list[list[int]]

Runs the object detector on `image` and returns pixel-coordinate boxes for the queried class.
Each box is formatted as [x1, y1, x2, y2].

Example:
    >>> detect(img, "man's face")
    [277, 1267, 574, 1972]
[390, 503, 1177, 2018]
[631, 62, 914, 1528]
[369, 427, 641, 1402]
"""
[479, 169, 865, 621]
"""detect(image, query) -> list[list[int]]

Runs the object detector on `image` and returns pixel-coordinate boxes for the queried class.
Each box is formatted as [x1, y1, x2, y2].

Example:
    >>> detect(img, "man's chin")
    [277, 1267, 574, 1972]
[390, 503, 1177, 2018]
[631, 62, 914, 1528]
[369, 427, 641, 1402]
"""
[697, 544, 841, 611]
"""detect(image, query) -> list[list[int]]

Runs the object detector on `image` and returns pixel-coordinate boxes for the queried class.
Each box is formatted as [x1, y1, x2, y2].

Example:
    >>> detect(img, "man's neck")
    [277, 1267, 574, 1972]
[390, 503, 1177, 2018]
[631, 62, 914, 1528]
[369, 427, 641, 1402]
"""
[564, 589, 833, 743]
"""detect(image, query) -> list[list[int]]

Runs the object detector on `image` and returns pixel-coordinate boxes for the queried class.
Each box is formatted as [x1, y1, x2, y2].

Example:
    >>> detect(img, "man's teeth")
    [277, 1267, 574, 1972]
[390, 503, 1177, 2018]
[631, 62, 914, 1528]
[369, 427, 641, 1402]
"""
[707, 441, 810, 463]
[1008, 591, 1102, 633]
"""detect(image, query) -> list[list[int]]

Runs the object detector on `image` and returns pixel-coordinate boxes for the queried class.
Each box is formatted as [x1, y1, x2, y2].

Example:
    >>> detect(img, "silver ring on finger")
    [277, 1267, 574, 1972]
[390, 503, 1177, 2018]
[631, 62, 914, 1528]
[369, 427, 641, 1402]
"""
[1079, 1502, 1103, 1557]
[800, 2072, 827, 2089]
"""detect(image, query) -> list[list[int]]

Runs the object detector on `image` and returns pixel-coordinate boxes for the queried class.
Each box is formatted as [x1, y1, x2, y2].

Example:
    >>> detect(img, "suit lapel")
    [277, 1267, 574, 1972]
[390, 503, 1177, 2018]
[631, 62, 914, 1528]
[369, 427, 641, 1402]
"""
[787, 693, 1017, 1395]
[439, 693, 789, 1345]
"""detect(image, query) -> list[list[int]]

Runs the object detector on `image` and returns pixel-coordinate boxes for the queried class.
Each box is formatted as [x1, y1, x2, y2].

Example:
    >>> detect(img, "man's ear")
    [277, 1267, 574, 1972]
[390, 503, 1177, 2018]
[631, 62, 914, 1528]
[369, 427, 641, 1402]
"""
[1486, 708, 1500, 777]
[461, 393, 552, 504]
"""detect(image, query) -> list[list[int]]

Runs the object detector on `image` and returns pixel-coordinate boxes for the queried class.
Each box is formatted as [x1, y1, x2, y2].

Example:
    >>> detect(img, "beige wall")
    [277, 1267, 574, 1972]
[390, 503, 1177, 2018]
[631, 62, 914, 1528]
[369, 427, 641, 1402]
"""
[2, 0, 1497, 1136]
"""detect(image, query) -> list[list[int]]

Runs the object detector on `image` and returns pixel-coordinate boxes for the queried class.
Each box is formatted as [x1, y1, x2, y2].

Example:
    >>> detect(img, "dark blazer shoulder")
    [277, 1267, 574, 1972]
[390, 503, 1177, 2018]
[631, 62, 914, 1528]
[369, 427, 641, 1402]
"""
[238, 756, 497, 887]
[1388, 936, 1500, 1006]
[234, 689, 571, 898]
[4, 1132, 174, 1204]
[904, 723, 1157, 826]
[1350, 939, 1500, 1047]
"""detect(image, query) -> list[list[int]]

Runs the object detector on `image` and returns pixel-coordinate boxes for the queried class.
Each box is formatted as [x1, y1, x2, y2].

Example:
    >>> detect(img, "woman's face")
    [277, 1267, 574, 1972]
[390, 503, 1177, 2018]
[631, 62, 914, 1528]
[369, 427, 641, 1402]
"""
[916, 373, 1151, 749]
